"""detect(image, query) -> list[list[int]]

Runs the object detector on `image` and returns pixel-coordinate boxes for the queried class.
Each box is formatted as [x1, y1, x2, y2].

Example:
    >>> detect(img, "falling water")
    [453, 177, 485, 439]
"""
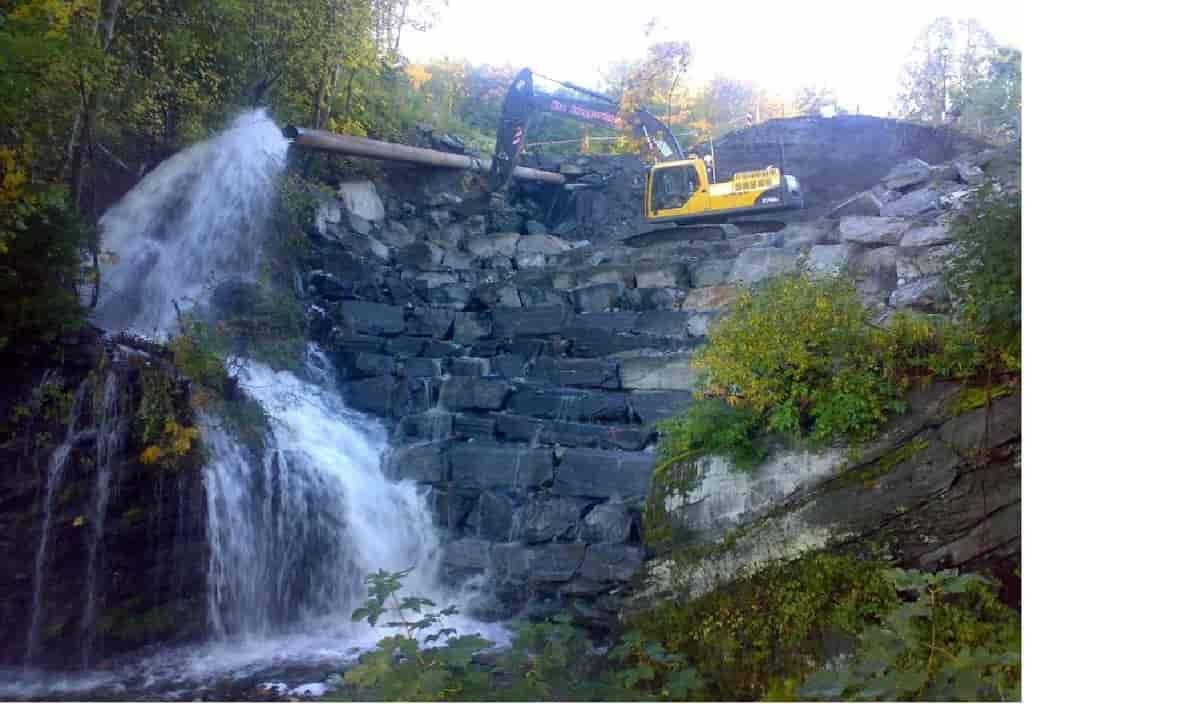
[25, 379, 91, 667]
[92, 109, 290, 335]
[3, 109, 502, 698]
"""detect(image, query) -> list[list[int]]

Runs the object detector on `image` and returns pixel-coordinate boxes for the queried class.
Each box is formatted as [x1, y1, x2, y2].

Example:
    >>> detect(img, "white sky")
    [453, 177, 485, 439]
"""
[403, 0, 1023, 117]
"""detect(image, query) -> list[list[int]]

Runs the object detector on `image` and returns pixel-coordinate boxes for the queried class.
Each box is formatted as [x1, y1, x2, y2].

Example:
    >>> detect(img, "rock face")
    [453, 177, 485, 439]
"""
[631, 385, 1021, 608]
[0, 335, 209, 668]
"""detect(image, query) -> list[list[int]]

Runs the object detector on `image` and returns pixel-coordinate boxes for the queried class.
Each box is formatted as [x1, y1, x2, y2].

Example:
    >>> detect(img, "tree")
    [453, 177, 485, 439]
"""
[957, 47, 1021, 141]
[895, 17, 997, 125]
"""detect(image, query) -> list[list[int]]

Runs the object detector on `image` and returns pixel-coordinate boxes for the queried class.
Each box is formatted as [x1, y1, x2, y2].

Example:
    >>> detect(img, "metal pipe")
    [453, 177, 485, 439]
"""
[282, 126, 566, 185]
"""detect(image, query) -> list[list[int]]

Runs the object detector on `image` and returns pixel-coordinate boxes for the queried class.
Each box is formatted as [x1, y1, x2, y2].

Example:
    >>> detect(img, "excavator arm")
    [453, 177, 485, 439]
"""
[487, 68, 684, 192]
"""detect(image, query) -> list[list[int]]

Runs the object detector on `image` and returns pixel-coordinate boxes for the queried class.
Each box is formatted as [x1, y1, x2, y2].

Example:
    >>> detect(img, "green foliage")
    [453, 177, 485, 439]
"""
[941, 182, 1021, 379]
[796, 568, 1020, 701]
[656, 398, 768, 473]
[0, 185, 90, 354]
[342, 569, 703, 702]
[133, 367, 202, 472]
[634, 552, 899, 700]
[692, 275, 945, 451]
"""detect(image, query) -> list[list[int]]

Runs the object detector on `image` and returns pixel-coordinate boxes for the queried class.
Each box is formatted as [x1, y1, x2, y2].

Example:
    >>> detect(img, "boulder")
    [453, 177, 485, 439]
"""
[314, 197, 342, 235]
[472, 283, 523, 309]
[402, 357, 441, 379]
[900, 223, 954, 251]
[444, 538, 492, 571]
[492, 354, 530, 379]
[554, 448, 655, 500]
[529, 543, 587, 583]
[467, 491, 515, 541]
[396, 242, 445, 269]
[492, 542, 533, 583]
[777, 221, 837, 249]
[634, 311, 691, 337]
[624, 287, 687, 312]
[439, 377, 510, 411]
[453, 415, 496, 441]
[954, 160, 986, 185]
[429, 488, 476, 531]
[830, 191, 884, 217]
[449, 442, 554, 490]
[850, 246, 899, 301]
[572, 283, 623, 313]
[514, 496, 582, 542]
[687, 312, 718, 337]
[340, 301, 408, 337]
[406, 307, 455, 339]
[339, 181, 385, 222]
[344, 376, 398, 416]
[492, 414, 653, 452]
[618, 355, 698, 391]
[507, 385, 628, 423]
[728, 247, 798, 284]
[347, 213, 373, 236]
[627, 390, 692, 426]
[634, 264, 690, 289]
[683, 285, 740, 312]
[880, 188, 942, 218]
[690, 259, 734, 287]
[466, 232, 521, 259]
[804, 244, 856, 275]
[529, 358, 621, 389]
[344, 352, 395, 379]
[882, 158, 932, 190]
[449, 357, 491, 377]
[518, 287, 573, 309]
[838, 216, 911, 247]
[579, 545, 643, 582]
[897, 245, 955, 285]
[385, 441, 449, 483]
[581, 503, 633, 544]
[452, 312, 492, 344]
[379, 220, 416, 249]
[334, 332, 385, 354]
[492, 306, 570, 339]
[515, 234, 570, 269]
[889, 277, 951, 312]
[424, 339, 464, 357]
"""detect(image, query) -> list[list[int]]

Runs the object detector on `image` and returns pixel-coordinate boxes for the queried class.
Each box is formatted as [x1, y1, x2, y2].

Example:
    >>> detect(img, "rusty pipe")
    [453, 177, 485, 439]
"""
[282, 126, 566, 186]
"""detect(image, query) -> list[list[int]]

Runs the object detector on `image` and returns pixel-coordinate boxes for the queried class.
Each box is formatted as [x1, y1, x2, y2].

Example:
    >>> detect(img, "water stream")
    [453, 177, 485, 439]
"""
[4, 109, 501, 700]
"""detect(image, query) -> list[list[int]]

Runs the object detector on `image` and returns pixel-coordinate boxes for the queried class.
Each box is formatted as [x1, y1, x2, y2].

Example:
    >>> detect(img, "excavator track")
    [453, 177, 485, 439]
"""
[620, 218, 789, 248]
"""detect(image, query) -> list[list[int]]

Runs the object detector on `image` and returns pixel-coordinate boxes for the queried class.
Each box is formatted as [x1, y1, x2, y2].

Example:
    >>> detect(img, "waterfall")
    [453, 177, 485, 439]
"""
[25, 378, 91, 667]
[11, 108, 500, 694]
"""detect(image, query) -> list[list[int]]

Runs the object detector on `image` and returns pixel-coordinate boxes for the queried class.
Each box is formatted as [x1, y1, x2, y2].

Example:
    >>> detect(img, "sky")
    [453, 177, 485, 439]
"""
[402, 0, 1023, 117]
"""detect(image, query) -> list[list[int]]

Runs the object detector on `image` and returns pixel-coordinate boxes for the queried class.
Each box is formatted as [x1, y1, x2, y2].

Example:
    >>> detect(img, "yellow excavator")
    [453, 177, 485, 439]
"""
[487, 68, 802, 239]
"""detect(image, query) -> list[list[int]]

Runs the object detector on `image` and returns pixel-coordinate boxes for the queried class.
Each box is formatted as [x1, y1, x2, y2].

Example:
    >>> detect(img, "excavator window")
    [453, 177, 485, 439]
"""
[651, 165, 698, 211]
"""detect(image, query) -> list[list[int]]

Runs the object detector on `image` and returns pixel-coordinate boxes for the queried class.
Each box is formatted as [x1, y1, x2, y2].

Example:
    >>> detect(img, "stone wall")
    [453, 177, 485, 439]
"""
[301, 137, 1019, 624]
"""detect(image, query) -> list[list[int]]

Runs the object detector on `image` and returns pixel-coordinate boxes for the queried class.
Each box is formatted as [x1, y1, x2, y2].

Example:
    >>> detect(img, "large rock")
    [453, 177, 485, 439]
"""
[634, 263, 690, 289]
[830, 190, 884, 217]
[838, 217, 911, 246]
[385, 441, 450, 483]
[344, 377, 399, 415]
[880, 188, 942, 218]
[345, 352, 395, 379]
[634, 311, 690, 337]
[396, 242, 445, 269]
[882, 158, 932, 190]
[804, 244, 856, 275]
[850, 246, 899, 301]
[514, 496, 581, 542]
[440, 377, 510, 411]
[466, 491, 515, 541]
[492, 306, 570, 339]
[897, 245, 955, 285]
[627, 390, 692, 426]
[728, 247, 798, 284]
[690, 259, 734, 287]
[406, 307, 455, 339]
[617, 355, 698, 391]
[340, 301, 408, 336]
[778, 221, 837, 249]
[554, 448, 655, 500]
[507, 385, 628, 423]
[889, 277, 951, 312]
[528, 357, 620, 389]
[449, 442, 554, 489]
[493, 414, 652, 452]
[515, 234, 570, 268]
[529, 543, 587, 583]
[579, 545, 643, 582]
[466, 232, 521, 259]
[581, 503, 633, 544]
[683, 285, 740, 312]
[452, 311, 492, 344]
[444, 538, 492, 571]
[954, 160, 986, 185]
[339, 181, 385, 222]
[572, 283, 623, 313]
[899, 223, 954, 250]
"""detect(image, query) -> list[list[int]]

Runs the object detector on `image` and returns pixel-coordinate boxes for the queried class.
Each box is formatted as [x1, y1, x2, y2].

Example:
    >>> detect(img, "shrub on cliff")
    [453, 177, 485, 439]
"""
[691, 274, 944, 449]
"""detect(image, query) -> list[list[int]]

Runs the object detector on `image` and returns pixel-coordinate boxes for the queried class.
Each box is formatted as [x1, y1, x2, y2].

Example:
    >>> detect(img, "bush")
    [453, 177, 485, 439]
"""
[692, 274, 945, 450]
[0, 186, 90, 353]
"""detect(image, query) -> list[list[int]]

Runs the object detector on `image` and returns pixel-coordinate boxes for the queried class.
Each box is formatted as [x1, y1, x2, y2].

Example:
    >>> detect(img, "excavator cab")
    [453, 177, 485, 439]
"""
[647, 160, 710, 217]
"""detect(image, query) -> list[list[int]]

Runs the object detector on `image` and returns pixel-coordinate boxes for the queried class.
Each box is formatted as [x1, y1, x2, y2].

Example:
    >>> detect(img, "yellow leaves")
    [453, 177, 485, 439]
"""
[72, 515, 86, 527]
[405, 63, 433, 92]
[139, 445, 164, 465]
